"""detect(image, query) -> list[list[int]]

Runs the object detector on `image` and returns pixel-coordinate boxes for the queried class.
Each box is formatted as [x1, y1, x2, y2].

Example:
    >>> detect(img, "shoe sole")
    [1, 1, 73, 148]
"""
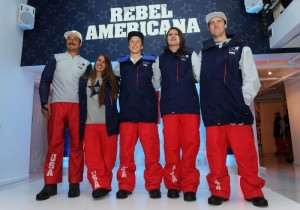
[116, 192, 132, 199]
[150, 195, 161, 199]
[246, 199, 268, 207]
[68, 194, 80, 198]
[184, 197, 196, 202]
[93, 193, 108, 199]
[36, 192, 57, 201]
[208, 196, 228, 205]
[167, 193, 179, 199]
[208, 200, 222, 205]
[92, 190, 109, 199]
[68, 192, 80, 198]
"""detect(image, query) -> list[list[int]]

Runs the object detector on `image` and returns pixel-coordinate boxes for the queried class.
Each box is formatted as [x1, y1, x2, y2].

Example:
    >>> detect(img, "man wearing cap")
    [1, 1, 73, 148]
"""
[37, 30, 92, 200]
[198, 12, 268, 207]
[113, 31, 163, 199]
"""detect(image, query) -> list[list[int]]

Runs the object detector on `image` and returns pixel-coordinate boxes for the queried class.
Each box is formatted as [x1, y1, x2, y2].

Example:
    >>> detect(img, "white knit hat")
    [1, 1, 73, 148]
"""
[205, 11, 227, 24]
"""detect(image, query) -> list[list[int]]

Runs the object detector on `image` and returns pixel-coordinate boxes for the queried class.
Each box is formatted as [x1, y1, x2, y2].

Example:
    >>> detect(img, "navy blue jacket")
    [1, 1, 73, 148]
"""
[79, 72, 119, 139]
[159, 47, 200, 116]
[117, 55, 158, 123]
[200, 35, 254, 126]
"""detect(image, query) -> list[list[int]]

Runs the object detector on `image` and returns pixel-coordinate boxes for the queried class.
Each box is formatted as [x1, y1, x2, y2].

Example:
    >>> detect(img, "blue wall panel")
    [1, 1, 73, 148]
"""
[21, 0, 300, 66]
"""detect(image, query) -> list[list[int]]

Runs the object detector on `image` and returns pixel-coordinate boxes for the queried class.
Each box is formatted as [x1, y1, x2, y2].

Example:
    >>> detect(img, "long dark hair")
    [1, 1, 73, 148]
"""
[165, 27, 186, 57]
[89, 54, 118, 106]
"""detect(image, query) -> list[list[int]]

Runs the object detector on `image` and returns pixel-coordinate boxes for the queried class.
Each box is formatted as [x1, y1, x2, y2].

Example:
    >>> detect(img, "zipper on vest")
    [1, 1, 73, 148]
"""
[136, 65, 139, 89]
[110, 90, 112, 105]
[224, 54, 227, 84]
[176, 61, 179, 82]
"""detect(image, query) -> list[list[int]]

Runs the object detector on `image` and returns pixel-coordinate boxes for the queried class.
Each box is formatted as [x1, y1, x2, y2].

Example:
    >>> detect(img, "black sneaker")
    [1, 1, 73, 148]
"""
[149, 189, 161, 198]
[246, 197, 268, 207]
[208, 195, 229, 205]
[184, 192, 196, 201]
[68, 183, 80, 198]
[167, 189, 179, 198]
[36, 184, 57, 201]
[116, 189, 132, 199]
[92, 188, 110, 199]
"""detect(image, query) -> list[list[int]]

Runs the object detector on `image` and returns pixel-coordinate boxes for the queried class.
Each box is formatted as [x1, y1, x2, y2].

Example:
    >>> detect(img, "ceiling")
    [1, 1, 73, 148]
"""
[254, 52, 300, 102]
[253, 1, 300, 102]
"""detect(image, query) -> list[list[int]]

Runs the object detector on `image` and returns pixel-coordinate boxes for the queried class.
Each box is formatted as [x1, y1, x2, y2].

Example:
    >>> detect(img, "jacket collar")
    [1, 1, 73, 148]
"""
[202, 34, 243, 51]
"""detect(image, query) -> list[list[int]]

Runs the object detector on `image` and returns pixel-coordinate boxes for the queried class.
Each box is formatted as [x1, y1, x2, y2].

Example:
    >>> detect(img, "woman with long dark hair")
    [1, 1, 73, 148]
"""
[79, 54, 119, 199]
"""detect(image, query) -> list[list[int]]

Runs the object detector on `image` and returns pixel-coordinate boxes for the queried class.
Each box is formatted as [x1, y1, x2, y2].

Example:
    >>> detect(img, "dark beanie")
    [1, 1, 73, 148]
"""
[128, 31, 144, 43]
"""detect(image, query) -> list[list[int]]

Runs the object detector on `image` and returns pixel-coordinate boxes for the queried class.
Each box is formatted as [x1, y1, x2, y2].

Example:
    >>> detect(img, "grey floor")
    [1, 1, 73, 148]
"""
[260, 154, 300, 203]
[0, 154, 299, 210]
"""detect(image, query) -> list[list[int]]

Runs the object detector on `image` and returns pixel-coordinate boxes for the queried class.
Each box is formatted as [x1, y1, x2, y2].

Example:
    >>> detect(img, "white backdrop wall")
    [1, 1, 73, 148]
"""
[285, 79, 300, 165]
[0, 0, 36, 186]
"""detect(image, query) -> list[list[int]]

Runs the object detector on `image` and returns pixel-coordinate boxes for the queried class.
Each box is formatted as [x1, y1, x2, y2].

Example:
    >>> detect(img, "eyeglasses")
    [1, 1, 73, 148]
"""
[208, 19, 225, 27]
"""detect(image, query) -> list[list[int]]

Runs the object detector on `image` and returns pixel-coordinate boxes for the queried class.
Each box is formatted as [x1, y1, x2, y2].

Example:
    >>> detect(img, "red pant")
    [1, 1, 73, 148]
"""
[206, 125, 265, 200]
[116, 122, 163, 192]
[44, 102, 84, 184]
[162, 114, 200, 193]
[84, 124, 118, 190]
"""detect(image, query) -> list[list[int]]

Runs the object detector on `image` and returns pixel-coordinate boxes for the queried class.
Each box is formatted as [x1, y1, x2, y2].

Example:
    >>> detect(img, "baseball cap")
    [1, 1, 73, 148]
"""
[64, 30, 83, 42]
[128, 31, 144, 43]
[205, 11, 227, 24]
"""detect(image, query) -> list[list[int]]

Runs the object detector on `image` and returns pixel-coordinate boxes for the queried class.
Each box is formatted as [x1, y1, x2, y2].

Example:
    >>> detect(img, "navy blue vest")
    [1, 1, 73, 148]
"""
[118, 55, 158, 123]
[159, 47, 200, 116]
[200, 36, 254, 127]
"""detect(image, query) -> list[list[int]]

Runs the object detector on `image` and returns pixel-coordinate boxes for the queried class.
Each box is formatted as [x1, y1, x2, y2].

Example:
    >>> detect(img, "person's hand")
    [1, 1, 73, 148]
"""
[41, 104, 51, 119]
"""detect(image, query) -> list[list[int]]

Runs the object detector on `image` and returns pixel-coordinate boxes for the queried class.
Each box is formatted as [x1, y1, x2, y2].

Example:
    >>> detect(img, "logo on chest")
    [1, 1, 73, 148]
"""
[142, 61, 151, 67]
[77, 62, 86, 70]
[229, 46, 240, 54]
[180, 54, 189, 61]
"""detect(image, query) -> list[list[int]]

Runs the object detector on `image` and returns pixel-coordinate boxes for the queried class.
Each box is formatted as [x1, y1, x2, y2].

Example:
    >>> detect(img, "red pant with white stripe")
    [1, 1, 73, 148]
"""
[44, 102, 84, 184]
[84, 124, 118, 190]
[116, 122, 163, 192]
[206, 125, 265, 200]
[162, 114, 200, 193]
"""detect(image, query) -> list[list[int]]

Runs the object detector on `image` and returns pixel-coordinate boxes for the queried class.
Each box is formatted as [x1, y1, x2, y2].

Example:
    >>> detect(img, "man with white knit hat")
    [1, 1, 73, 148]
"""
[197, 12, 268, 207]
